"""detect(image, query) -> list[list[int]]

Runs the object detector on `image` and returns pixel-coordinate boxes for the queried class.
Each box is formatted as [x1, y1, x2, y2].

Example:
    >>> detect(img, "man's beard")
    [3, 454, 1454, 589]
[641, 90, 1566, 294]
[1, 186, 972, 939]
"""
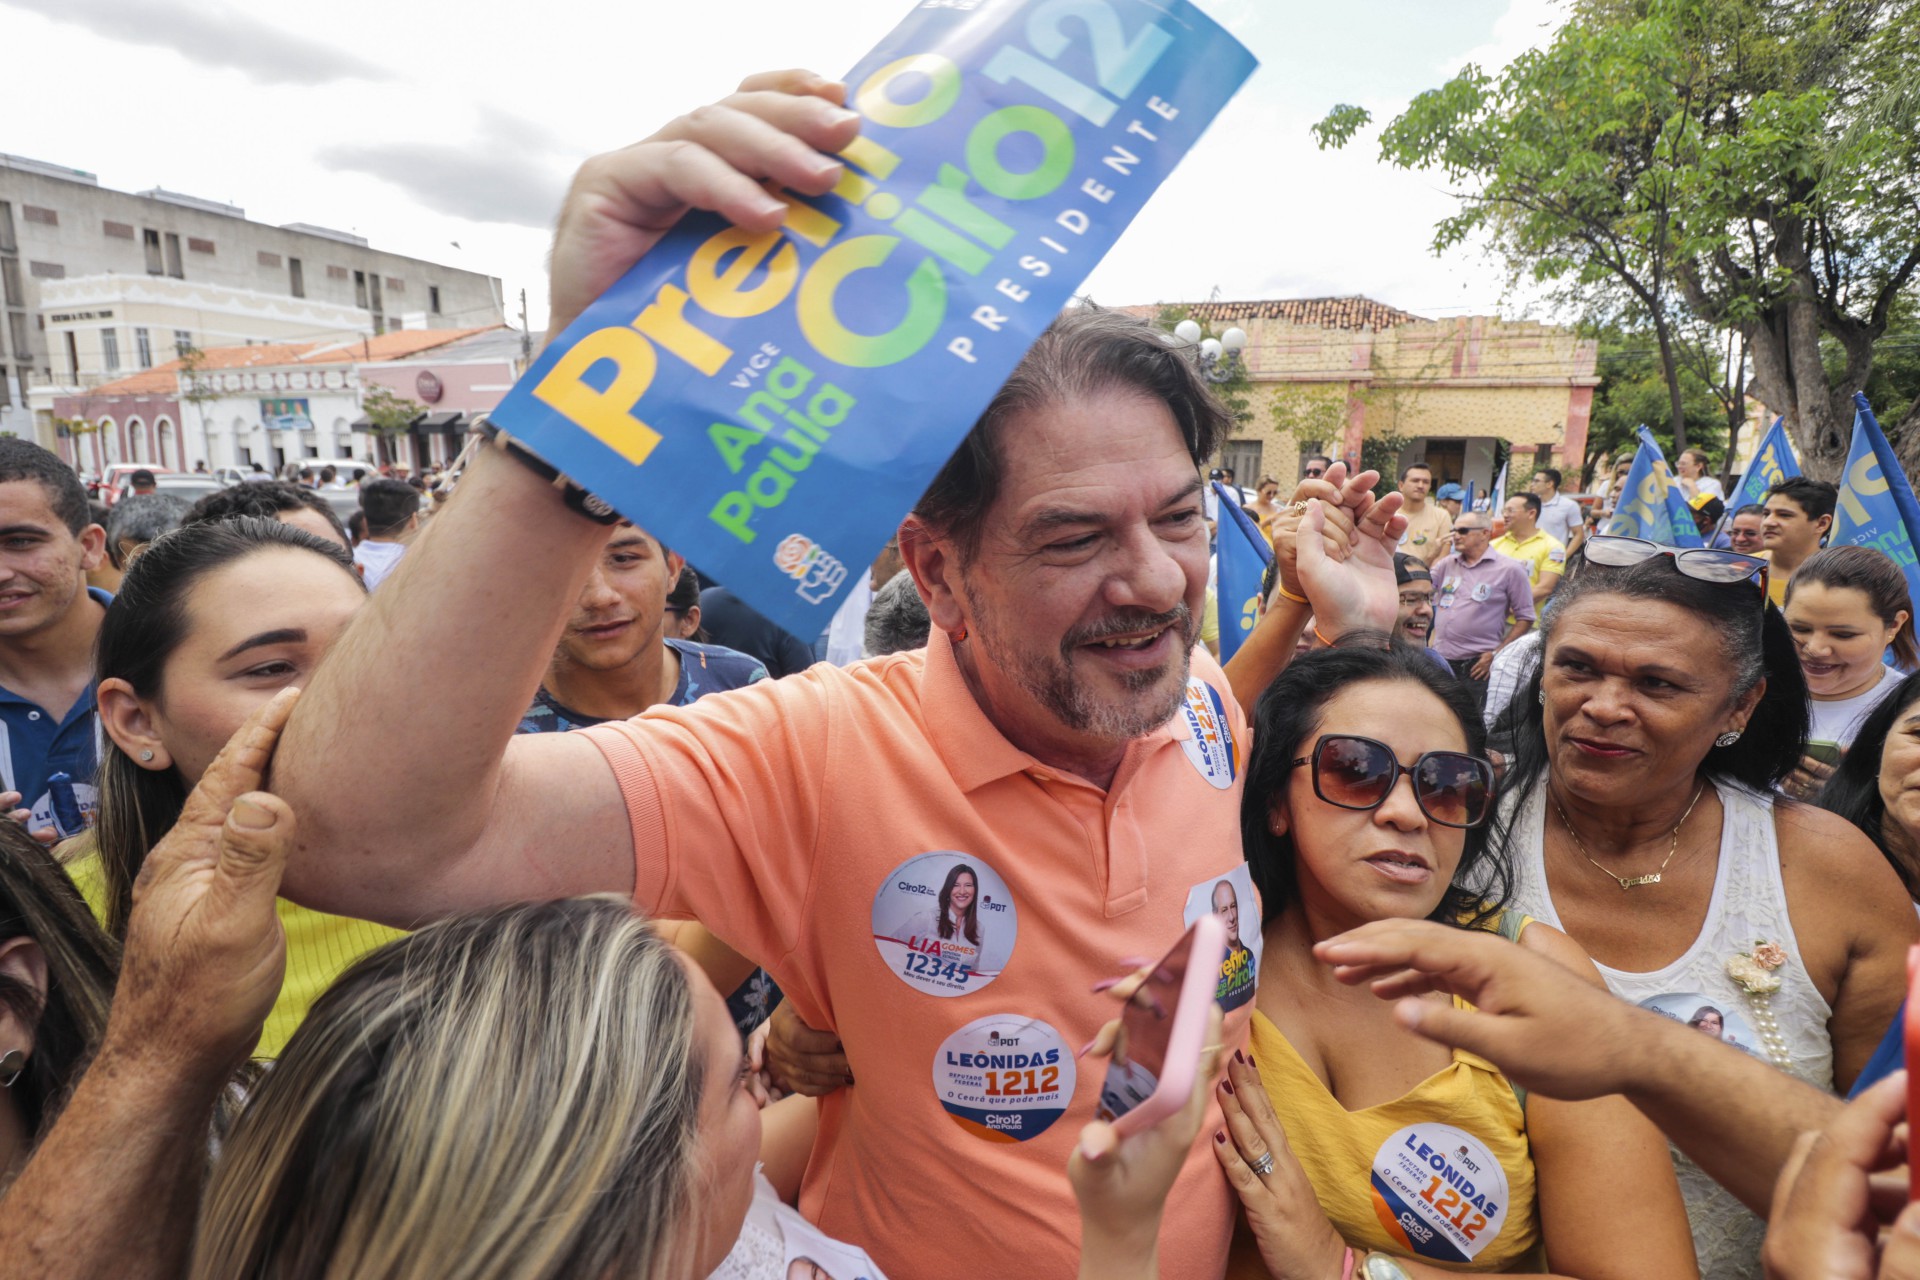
[962, 578, 1196, 741]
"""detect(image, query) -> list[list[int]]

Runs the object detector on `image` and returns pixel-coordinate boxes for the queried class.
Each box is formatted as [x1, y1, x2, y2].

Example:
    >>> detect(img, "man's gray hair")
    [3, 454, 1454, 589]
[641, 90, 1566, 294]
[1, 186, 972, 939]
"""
[104, 492, 191, 569]
[864, 569, 931, 657]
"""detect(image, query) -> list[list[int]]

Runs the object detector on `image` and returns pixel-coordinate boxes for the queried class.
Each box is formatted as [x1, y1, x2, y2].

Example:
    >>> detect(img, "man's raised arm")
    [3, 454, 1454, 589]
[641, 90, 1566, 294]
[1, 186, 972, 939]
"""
[271, 73, 861, 924]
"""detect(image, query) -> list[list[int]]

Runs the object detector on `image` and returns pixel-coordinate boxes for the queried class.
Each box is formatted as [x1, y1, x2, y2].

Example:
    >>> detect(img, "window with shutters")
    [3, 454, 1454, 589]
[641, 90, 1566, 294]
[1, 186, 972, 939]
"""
[0, 259, 19, 307]
[164, 233, 183, 278]
[353, 269, 369, 308]
[429, 284, 441, 314]
[289, 257, 304, 298]
[188, 237, 214, 255]
[20, 206, 55, 226]
[135, 327, 152, 368]
[0, 202, 15, 252]
[144, 229, 164, 274]
[102, 330, 120, 373]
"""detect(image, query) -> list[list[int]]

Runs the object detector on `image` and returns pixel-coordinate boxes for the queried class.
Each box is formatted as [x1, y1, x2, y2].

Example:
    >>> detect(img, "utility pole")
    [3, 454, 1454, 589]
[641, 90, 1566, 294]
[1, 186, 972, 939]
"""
[519, 288, 532, 362]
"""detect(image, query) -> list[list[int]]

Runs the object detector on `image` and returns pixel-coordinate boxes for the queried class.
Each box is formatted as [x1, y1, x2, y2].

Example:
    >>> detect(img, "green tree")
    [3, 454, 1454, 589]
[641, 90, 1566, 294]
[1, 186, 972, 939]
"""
[1583, 323, 1728, 480]
[1317, 0, 1920, 478]
[176, 345, 219, 466]
[360, 384, 425, 467]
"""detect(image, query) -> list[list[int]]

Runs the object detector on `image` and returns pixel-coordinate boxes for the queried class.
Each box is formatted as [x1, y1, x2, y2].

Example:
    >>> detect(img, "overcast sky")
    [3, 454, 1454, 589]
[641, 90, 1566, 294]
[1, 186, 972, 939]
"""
[0, 0, 1563, 333]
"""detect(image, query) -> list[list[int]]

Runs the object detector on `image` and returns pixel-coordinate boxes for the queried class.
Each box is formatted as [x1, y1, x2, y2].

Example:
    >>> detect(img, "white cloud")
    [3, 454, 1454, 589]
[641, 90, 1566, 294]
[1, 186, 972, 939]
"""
[0, 0, 1558, 330]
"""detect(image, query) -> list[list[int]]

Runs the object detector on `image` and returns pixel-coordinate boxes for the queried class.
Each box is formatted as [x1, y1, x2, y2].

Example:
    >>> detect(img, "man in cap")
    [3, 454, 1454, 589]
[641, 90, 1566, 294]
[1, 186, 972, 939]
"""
[1392, 553, 1447, 670]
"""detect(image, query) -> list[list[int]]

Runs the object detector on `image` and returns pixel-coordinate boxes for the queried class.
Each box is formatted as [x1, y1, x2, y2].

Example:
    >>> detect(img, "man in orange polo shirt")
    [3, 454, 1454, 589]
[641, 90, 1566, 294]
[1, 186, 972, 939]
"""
[270, 76, 1404, 1279]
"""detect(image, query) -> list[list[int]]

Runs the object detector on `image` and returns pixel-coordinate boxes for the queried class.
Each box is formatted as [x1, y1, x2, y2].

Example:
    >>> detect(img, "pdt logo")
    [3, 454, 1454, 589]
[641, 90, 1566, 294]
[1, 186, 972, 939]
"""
[773, 533, 848, 604]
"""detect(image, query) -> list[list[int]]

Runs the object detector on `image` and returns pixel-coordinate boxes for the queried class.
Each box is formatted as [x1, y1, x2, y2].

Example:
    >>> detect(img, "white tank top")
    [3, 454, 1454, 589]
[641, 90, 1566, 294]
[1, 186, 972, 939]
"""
[1500, 776, 1834, 1280]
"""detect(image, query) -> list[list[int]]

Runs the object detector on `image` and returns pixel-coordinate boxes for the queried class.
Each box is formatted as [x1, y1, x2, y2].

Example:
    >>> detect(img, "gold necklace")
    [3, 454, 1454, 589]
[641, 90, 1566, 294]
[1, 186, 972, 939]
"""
[1552, 782, 1706, 890]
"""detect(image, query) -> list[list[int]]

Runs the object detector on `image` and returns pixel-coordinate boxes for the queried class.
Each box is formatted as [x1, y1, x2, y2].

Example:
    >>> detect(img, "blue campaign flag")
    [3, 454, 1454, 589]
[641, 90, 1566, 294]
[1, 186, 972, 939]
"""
[1830, 393, 1920, 604]
[1214, 481, 1272, 661]
[1463, 481, 1475, 514]
[484, 0, 1257, 636]
[1604, 427, 1704, 547]
[1729, 417, 1801, 514]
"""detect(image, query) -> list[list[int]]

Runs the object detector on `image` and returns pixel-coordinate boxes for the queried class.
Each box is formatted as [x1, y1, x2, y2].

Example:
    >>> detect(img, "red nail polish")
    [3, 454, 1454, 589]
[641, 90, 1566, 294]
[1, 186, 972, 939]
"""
[1223, 1079, 1235, 1095]
[1215, 1130, 1227, 1144]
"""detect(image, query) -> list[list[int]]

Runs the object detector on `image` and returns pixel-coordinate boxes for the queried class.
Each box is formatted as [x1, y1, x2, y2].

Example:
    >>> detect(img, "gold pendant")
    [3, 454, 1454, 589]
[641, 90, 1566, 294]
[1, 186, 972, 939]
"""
[1620, 873, 1662, 888]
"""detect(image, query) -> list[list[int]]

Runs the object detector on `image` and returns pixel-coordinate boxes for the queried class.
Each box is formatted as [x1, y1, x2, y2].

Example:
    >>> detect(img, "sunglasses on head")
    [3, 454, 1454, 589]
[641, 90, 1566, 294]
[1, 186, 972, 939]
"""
[1288, 734, 1496, 828]
[1580, 535, 1768, 597]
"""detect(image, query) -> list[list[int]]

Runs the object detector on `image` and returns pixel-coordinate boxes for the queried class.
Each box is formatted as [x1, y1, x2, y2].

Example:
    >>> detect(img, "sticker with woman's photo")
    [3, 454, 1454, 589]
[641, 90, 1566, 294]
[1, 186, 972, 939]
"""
[1183, 865, 1262, 1011]
[871, 851, 1017, 996]
[1637, 993, 1763, 1060]
[932, 1015, 1074, 1143]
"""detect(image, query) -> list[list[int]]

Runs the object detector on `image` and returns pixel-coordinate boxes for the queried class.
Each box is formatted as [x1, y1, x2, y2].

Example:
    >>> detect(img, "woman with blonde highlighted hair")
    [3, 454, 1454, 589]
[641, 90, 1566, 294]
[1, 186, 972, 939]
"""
[191, 896, 763, 1280]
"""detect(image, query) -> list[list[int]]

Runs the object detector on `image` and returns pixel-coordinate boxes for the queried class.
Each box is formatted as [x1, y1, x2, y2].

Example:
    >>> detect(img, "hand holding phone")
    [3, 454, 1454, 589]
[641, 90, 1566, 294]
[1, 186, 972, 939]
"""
[1094, 915, 1228, 1137]
[1071, 995, 1225, 1280]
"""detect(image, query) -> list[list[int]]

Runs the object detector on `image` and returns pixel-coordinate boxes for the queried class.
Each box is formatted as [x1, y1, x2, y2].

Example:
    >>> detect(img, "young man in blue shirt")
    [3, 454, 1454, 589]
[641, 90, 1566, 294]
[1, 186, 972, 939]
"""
[515, 522, 776, 1035]
[0, 441, 112, 837]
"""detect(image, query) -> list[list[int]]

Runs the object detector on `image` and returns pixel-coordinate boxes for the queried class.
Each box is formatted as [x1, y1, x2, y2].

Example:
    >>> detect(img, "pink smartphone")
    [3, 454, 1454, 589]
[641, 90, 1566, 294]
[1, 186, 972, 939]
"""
[1097, 914, 1228, 1136]
[1908, 945, 1920, 1201]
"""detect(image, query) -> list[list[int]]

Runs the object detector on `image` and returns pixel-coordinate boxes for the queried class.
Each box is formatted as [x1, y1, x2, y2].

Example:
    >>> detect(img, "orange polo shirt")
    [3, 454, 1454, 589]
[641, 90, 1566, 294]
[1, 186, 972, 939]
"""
[583, 629, 1255, 1280]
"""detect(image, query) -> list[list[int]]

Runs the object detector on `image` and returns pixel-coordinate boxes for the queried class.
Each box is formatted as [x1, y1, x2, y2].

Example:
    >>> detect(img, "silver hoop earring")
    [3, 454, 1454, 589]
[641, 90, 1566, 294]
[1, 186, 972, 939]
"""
[1714, 732, 1741, 748]
[1537, 688, 1545, 705]
[0, 1049, 25, 1088]
[139, 749, 154, 762]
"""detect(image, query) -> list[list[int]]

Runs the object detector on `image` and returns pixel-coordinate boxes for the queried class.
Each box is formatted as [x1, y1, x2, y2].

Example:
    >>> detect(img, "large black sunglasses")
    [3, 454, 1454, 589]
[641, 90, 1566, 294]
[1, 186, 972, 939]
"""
[1288, 734, 1496, 829]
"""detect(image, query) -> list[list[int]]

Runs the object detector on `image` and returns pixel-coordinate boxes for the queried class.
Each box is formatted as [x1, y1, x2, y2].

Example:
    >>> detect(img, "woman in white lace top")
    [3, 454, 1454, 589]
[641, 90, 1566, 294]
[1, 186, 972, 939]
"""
[1478, 536, 1917, 1280]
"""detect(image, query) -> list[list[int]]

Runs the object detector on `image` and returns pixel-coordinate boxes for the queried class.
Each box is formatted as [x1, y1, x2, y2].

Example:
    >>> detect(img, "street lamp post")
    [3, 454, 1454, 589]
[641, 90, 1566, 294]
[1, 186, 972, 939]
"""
[1169, 318, 1248, 383]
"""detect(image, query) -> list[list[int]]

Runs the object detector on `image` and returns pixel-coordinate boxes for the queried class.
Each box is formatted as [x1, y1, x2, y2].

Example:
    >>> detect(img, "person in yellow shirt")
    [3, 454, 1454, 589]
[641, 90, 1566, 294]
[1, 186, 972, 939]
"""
[1396, 462, 1455, 561]
[1493, 493, 1566, 608]
[70, 516, 403, 1059]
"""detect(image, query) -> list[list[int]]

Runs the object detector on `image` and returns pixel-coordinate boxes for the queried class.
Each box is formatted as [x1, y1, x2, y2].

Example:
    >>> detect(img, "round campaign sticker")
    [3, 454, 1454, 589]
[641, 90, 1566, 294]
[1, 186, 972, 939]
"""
[1369, 1124, 1510, 1264]
[932, 1015, 1074, 1143]
[872, 851, 1017, 996]
[1638, 992, 1765, 1061]
[1177, 676, 1237, 789]
[1470, 581, 1492, 603]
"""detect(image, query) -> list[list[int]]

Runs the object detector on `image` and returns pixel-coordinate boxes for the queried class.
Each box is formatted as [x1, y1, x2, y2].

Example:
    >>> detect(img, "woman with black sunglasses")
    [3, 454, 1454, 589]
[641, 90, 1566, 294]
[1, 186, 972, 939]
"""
[1487, 536, 1917, 1280]
[1214, 640, 1697, 1280]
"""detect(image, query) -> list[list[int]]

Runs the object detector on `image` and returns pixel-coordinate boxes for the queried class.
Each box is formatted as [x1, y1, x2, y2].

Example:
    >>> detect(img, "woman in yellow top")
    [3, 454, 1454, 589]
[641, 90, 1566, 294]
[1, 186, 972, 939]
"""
[1213, 640, 1696, 1277]
[67, 515, 405, 1058]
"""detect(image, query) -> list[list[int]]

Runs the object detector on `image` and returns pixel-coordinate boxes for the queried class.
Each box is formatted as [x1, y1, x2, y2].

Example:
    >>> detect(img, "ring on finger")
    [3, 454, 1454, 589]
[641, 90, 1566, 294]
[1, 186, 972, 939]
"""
[1250, 1151, 1275, 1176]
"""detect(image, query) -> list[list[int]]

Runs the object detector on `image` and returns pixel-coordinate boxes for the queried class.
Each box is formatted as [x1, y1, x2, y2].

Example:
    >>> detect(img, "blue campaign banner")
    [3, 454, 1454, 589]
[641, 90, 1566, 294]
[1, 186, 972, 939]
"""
[1729, 416, 1800, 515]
[1830, 393, 1920, 604]
[1604, 427, 1703, 547]
[1214, 480, 1271, 660]
[487, 0, 1257, 636]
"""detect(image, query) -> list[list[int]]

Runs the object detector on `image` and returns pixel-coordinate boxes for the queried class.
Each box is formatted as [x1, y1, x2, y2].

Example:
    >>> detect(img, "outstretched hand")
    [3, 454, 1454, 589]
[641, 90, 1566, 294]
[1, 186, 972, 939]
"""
[112, 687, 302, 1073]
[1312, 918, 1641, 1101]
[546, 70, 859, 337]
[1763, 1073, 1919, 1280]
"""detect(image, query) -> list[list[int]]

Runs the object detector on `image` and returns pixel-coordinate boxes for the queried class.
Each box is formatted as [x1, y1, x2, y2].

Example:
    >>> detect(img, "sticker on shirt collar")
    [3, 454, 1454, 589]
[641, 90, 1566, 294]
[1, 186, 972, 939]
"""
[872, 851, 1016, 996]
[1637, 993, 1765, 1061]
[1183, 865, 1262, 1011]
[933, 1015, 1073, 1143]
[1177, 677, 1237, 789]
[1369, 1124, 1510, 1264]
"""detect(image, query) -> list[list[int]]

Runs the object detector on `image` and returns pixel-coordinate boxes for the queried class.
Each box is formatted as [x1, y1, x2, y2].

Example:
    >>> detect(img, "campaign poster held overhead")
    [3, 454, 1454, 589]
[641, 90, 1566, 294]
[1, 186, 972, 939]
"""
[488, 0, 1258, 635]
